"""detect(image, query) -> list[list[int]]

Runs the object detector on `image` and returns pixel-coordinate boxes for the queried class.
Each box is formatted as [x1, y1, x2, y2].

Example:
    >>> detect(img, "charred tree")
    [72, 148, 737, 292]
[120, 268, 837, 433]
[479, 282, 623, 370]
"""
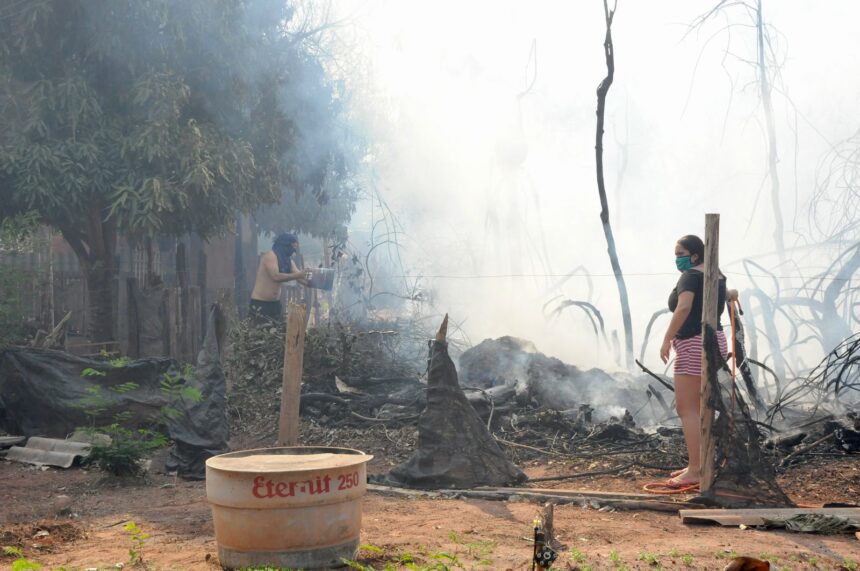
[594, 0, 634, 370]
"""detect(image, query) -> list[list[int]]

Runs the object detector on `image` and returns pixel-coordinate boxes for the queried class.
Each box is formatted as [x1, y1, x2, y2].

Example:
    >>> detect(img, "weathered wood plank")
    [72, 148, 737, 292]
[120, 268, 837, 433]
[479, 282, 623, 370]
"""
[277, 302, 307, 447]
[700, 213, 720, 493]
[478, 487, 666, 500]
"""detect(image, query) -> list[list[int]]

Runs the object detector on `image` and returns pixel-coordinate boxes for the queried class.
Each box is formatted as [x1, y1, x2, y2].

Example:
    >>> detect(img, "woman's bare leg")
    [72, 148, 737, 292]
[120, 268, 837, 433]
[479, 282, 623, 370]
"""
[673, 373, 702, 483]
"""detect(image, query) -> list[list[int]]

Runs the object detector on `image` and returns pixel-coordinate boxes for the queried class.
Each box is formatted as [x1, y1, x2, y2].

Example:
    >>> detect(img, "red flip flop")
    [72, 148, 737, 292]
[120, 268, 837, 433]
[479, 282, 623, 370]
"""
[643, 479, 700, 494]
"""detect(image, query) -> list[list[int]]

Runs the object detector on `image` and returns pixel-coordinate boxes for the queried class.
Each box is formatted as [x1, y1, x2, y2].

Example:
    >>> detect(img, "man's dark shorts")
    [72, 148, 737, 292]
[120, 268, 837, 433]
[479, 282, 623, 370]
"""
[249, 299, 282, 324]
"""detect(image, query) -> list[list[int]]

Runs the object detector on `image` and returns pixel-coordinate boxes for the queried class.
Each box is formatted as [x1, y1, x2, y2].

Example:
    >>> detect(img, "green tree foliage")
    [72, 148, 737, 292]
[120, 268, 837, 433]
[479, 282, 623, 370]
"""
[0, 0, 354, 340]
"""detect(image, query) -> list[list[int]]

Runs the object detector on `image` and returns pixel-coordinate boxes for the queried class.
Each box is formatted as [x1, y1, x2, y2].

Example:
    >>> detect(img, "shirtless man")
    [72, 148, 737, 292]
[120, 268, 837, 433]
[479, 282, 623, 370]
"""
[249, 233, 308, 323]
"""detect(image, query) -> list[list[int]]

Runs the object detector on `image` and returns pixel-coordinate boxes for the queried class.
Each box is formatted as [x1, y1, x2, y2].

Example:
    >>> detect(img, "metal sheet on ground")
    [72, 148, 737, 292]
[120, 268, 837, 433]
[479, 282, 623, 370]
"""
[0, 436, 26, 449]
[680, 508, 860, 526]
[4, 437, 91, 468]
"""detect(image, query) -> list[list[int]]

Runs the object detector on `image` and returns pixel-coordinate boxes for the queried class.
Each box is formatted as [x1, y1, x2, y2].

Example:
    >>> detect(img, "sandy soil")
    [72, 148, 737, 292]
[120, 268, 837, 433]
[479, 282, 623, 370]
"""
[2, 457, 859, 571]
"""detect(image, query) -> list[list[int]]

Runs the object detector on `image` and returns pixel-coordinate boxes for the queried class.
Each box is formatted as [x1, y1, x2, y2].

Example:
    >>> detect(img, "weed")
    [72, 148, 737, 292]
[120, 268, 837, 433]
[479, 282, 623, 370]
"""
[843, 558, 858, 571]
[123, 521, 150, 565]
[109, 356, 131, 368]
[667, 548, 680, 558]
[638, 551, 660, 566]
[2, 547, 42, 571]
[609, 549, 622, 564]
[159, 371, 202, 421]
[81, 367, 106, 377]
[570, 547, 587, 563]
[715, 549, 739, 560]
[463, 539, 495, 560]
[360, 544, 385, 554]
[84, 424, 167, 476]
[759, 552, 779, 563]
[681, 554, 694, 566]
[807, 555, 818, 567]
[344, 545, 464, 571]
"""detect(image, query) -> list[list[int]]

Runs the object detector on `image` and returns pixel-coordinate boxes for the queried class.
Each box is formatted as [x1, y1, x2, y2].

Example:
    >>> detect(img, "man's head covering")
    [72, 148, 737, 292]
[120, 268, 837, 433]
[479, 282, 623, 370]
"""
[272, 233, 298, 273]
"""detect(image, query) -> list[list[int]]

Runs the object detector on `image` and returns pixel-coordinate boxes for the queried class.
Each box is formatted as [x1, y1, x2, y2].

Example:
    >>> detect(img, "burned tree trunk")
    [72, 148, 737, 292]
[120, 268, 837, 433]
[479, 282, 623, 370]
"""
[381, 315, 526, 489]
[594, 0, 634, 370]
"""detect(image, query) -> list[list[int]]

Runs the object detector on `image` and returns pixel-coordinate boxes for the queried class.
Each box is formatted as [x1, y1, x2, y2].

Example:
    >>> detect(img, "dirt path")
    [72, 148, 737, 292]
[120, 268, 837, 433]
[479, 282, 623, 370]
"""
[2, 461, 859, 570]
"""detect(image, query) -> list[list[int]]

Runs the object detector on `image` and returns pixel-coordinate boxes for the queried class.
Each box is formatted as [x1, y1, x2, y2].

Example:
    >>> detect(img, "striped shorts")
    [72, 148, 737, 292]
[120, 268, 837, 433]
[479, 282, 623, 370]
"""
[672, 331, 728, 377]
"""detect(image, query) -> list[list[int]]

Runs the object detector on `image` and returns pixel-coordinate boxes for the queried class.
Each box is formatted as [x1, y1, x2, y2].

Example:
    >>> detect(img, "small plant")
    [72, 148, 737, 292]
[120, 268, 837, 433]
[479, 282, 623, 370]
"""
[109, 355, 131, 368]
[124, 521, 150, 565]
[462, 539, 495, 561]
[85, 424, 167, 476]
[570, 547, 587, 563]
[844, 558, 858, 571]
[681, 554, 694, 566]
[81, 367, 106, 377]
[637, 551, 660, 566]
[667, 548, 680, 558]
[343, 546, 464, 571]
[159, 370, 202, 421]
[3, 547, 42, 571]
[609, 549, 621, 562]
[715, 549, 739, 560]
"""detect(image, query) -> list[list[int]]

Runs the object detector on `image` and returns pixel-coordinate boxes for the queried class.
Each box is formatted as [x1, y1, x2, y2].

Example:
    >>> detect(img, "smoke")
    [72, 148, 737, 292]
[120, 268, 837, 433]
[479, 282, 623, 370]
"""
[333, 1, 860, 372]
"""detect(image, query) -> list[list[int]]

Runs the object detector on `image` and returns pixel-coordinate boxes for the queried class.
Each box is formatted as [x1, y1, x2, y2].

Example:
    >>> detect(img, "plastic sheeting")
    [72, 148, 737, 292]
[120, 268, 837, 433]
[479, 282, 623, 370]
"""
[164, 305, 229, 479]
[0, 305, 229, 479]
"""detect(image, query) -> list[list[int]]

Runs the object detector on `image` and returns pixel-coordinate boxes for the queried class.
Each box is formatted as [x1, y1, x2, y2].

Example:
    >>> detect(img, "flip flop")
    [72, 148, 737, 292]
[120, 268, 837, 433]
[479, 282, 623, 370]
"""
[643, 479, 700, 495]
[666, 476, 700, 489]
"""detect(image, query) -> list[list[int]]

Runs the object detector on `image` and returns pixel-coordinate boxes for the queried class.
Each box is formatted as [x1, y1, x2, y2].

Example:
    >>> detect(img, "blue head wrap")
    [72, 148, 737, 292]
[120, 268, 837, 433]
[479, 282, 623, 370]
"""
[272, 233, 298, 273]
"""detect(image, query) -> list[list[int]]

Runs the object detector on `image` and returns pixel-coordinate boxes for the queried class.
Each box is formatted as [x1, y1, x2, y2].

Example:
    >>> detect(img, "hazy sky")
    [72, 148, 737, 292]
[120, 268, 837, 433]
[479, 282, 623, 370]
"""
[335, 1, 860, 368]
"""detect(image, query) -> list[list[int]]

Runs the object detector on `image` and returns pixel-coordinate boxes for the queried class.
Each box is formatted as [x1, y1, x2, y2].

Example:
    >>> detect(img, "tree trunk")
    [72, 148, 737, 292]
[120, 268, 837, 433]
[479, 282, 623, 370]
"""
[82, 258, 116, 342]
[59, 206, 118, 343]
[595, 0, 634, 370]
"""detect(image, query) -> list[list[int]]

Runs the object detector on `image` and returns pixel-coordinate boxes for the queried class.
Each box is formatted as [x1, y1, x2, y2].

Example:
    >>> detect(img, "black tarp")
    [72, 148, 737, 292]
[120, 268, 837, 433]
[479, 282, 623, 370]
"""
[380, 336, 526, 489]
[164, 305, 229, 478]
[0, 305, 229, 479]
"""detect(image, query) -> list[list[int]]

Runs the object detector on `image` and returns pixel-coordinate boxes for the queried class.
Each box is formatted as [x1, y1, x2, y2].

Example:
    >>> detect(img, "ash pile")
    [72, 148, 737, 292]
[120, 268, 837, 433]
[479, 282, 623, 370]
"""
[458, 336, 662, 427]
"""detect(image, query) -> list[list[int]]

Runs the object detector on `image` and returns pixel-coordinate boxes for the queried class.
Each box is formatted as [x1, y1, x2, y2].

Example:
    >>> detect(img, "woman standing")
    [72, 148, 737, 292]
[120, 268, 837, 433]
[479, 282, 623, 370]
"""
[660, 235, 732, 487]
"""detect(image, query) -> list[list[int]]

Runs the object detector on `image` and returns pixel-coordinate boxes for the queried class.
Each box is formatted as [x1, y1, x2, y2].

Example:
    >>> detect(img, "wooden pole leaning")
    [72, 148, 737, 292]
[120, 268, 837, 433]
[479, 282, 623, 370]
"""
[699, 213, 720, 493]
[277, 302, 307, 447]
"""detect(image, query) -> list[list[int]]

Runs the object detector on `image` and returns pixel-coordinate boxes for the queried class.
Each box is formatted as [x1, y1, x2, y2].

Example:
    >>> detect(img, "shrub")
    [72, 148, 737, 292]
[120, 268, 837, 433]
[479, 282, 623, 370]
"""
[84, 424, 167, 477]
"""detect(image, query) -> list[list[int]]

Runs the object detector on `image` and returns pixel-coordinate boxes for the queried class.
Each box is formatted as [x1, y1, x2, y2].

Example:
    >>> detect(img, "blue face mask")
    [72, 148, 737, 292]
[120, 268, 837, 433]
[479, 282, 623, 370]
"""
[676, 255, 694, 272]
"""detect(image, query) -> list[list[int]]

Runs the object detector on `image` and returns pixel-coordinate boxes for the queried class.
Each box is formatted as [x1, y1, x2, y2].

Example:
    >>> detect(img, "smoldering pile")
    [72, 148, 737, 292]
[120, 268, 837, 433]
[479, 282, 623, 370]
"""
[226, 322, 860, 474]
[226, 323, 678, 463]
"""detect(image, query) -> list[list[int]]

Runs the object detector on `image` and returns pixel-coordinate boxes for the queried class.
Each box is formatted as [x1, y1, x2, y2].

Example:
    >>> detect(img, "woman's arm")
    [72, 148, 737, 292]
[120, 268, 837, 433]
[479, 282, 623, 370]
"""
[660, 291, 694, 363]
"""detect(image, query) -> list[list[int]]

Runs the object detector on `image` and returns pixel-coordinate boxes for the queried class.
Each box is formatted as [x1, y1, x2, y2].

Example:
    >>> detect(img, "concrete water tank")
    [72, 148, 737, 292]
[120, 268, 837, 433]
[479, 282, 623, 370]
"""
[206, 446, 373, 569]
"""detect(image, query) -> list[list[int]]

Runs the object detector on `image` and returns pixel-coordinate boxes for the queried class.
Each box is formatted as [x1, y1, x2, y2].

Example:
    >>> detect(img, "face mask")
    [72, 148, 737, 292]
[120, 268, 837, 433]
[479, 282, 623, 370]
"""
[676, 255, 694, 272]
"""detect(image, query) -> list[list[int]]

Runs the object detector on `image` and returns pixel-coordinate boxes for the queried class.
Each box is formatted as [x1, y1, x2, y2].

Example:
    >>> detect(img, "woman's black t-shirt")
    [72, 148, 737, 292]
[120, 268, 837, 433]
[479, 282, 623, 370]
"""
[667, 269, 727, 339]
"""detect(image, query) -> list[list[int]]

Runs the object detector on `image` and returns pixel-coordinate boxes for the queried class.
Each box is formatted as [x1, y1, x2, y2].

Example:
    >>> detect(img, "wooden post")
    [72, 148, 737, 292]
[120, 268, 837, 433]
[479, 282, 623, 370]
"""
[699, 213, 720, 493]
[277, 302, 307, 446]
[539, 502, 558, 549]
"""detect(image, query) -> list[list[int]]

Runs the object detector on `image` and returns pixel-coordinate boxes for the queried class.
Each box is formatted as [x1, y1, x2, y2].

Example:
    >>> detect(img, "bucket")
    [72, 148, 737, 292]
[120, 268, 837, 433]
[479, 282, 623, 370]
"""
[306, 267, 335, 291]
[206, 446, 373, 569]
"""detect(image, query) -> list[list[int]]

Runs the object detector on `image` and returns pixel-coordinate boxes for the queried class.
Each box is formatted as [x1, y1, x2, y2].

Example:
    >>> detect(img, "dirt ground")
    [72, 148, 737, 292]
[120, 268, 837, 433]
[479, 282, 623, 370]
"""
[2, 455, 859, 571]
